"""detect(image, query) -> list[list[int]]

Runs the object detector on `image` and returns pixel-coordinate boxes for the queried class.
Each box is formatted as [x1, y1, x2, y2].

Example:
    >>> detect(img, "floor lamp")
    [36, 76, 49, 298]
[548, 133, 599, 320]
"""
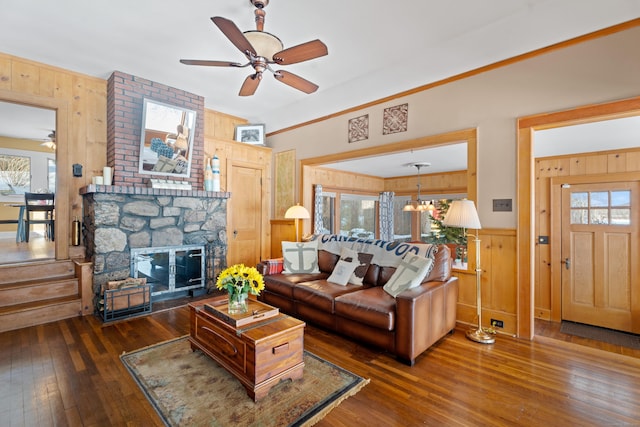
[442, 199, 495, 344]
[284, 204, 310, 242]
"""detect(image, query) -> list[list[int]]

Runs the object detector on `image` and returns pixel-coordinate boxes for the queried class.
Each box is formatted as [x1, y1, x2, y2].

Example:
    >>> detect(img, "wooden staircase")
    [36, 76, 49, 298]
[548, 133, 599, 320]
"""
[0, 259, 93, 333]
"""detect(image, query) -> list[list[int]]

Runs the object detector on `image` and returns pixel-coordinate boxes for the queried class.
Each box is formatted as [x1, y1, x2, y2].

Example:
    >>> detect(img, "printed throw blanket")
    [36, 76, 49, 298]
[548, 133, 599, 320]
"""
[310, 234, 437, 268]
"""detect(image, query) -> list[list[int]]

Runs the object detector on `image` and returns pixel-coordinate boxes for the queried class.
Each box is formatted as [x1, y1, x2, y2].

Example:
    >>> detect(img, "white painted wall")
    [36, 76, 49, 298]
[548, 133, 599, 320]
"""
[266, 26, 640, 229]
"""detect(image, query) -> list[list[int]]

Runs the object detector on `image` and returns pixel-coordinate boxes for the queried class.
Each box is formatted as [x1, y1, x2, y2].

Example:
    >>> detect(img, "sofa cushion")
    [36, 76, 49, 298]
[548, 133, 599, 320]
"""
[282, 240, 320, 274]
[334, 287, 396, 331]
[363, 263, 380, 288]
[426, 244, 452, 282]
[264, 272, 329, 298]
[383, 254, 434, 297]
[327, 259, 359, 286]
[318, 250, 339, 273]
[293, 280, 361, 313]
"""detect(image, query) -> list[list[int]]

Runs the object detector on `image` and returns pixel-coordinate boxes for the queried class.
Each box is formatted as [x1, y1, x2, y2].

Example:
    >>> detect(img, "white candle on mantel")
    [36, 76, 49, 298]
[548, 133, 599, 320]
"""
[103, 167, 112, 185]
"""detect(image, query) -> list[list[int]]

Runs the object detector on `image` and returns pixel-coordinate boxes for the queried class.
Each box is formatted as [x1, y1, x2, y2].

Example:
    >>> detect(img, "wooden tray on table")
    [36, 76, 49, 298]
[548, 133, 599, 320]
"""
[204, 298, 279, 328]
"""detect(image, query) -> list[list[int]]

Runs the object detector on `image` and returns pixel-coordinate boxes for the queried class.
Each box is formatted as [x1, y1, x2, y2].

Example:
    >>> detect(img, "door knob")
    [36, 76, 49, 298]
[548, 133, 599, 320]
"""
[564, 258, 570, 270]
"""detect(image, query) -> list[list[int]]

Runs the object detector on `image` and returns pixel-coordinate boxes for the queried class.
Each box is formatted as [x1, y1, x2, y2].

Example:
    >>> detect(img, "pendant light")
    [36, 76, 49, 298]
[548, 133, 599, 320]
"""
[403, 162, 435, 212]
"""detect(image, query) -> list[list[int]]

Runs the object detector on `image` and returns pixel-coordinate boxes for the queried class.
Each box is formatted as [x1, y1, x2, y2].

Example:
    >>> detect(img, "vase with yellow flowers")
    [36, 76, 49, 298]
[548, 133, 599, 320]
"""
[216, 264, 265, 314]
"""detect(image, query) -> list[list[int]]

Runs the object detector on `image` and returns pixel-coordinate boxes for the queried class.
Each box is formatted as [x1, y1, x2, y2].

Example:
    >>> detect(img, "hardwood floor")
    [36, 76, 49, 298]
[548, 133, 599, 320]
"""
[1, 309, 639, 427]
[0, 234, 54, 265]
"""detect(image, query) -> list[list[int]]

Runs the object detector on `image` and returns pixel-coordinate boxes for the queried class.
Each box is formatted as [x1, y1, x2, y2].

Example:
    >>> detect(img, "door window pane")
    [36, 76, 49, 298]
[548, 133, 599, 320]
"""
[611, 208, 631, 225]
[590, 191, 608, 207]
[611, 190, 630, 207]
[571, 192, 588, 208]
[590, 209, 609, 225]
[571, 209, 588, 224]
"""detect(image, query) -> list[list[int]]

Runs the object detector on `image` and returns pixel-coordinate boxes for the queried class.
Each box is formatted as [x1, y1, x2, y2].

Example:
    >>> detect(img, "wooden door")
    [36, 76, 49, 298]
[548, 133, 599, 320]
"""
[227, 163, 263, 267]
[561, 181, 640, 333]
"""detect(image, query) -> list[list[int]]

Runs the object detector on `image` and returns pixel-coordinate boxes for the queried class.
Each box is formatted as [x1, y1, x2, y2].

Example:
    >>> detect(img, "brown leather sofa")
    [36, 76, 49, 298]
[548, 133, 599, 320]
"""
[257, 237, 458, 365]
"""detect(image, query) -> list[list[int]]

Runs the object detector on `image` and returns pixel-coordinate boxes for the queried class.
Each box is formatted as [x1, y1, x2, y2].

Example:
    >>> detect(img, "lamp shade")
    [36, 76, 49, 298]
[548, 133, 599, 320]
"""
[284, 204, 310, 219]
[442, 199, 481, 229]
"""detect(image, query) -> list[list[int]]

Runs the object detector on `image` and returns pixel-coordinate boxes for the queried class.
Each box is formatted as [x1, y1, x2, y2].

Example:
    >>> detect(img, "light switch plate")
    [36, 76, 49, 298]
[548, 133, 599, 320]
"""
[493, 198, 512, 212]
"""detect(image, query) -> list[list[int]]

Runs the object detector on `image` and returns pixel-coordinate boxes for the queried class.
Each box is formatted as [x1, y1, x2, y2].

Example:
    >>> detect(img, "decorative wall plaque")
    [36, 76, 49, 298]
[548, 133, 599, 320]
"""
[348, 114, 369, 143]
[383, 103, 408, 135]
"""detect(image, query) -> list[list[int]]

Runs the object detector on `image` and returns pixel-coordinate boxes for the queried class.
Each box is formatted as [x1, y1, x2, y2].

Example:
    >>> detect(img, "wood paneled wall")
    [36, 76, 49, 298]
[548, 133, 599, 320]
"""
[534, 147, 640, 321]
[384, 170, 467, 194]
[455, 228, 517, 336]
[0, 53, 107, 260]
[203, 109, 273, 261]
[306, 166, 386, 194]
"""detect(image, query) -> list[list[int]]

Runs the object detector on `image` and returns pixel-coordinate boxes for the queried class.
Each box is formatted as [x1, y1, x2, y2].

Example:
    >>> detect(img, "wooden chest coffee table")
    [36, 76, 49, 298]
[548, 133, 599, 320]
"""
[188, 297, 305, 401]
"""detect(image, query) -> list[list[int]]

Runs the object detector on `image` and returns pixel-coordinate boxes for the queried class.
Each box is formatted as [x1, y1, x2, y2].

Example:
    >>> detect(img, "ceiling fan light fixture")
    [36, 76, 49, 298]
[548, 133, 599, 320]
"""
[41, 141, 56, 151]
[243, 30, 283, 59]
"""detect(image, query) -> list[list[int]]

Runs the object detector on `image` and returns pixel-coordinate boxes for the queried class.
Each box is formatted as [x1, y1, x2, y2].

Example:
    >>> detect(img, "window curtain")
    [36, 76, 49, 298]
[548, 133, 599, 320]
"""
[313, 184, 323, 234]
[379, 191, 394, 241]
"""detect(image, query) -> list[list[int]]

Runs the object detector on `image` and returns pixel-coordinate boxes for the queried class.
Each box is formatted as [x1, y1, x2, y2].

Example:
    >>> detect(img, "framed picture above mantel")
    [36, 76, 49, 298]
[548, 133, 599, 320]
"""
[234, 124, 266, 146]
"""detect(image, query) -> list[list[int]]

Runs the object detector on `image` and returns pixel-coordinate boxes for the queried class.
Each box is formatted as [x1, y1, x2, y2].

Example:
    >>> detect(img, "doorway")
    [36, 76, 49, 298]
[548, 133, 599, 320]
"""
[517, 95, 640, 339]
[0, 101, 56, 264]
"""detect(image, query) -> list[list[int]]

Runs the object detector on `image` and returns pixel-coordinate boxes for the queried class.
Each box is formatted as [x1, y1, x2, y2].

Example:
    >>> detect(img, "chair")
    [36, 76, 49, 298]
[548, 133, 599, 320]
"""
[24, 192, 55, 242]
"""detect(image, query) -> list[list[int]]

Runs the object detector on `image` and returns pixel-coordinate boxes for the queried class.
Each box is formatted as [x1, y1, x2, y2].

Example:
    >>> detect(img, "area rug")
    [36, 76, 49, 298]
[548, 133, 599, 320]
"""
[121, 336, 369, 426]
[561, 321, 640, 350]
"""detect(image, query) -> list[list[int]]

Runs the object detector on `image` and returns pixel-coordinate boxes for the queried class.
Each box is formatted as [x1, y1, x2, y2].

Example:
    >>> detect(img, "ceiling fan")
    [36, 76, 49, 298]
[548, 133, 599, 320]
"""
[40, 130, 56, 151]
[180, 0, 328, 96]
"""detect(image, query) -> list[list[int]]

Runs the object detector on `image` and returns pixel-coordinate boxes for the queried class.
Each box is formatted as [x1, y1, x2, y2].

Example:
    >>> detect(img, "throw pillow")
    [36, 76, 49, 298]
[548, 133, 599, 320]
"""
[383, 254, 434, 298]
[282, 240, 320, 274]
[327, 259, 359, 286]
[339, 247, 374, 286]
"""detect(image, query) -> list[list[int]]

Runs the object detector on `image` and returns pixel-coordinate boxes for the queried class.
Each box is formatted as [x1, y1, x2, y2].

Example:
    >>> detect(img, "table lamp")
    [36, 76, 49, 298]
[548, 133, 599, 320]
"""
[284, 204, 310, 242]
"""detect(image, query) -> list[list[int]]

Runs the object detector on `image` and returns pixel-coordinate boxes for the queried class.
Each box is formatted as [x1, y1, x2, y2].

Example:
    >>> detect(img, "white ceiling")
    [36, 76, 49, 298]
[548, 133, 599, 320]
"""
[1, 1, 639, 177]
[322, 143, 468, 178]
[2, 0, 639, 133]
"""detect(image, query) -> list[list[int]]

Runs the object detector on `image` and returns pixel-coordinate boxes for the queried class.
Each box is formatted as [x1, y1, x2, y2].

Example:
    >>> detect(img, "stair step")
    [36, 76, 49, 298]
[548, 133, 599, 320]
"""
[0, 277, 79, 306]
[0, 260, 76, 285]
[0, 296, 82, 333]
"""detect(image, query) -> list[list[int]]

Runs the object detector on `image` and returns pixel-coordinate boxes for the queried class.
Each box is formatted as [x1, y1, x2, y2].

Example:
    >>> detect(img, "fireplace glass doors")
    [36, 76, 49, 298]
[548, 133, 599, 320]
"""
[130, 245, 205, 298]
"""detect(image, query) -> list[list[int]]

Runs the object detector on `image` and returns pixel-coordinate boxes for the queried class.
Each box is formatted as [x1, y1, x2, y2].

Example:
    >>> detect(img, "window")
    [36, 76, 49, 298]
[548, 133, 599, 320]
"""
[0, 154, 30, 196]
[319, 190, 378, 238]
[339, 193, 377, 239]
[320, 192, 336, 234]
[393, 196, 412, 241]
[570, 190, 631, 225]
[47, 158, 56, 193]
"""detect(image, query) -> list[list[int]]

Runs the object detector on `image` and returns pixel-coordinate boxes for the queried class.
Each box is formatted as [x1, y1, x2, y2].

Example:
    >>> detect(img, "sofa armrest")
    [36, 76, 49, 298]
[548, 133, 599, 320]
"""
[393, 277, 459, 365]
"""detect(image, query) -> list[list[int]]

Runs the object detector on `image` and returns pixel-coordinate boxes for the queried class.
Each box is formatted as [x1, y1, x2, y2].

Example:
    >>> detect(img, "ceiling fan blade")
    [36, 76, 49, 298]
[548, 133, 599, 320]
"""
[273, 40, 328, 65]
[211, 17, 256, 57]
[274, 70, 319, 94]
[239, 73, 262, 96]
[180, 59, 242, 67]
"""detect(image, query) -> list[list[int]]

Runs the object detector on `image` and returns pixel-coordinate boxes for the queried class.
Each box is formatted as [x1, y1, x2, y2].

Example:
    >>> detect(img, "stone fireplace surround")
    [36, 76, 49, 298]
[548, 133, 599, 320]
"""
[81, 71, 228, 316]
[81, 185, 228, 313]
